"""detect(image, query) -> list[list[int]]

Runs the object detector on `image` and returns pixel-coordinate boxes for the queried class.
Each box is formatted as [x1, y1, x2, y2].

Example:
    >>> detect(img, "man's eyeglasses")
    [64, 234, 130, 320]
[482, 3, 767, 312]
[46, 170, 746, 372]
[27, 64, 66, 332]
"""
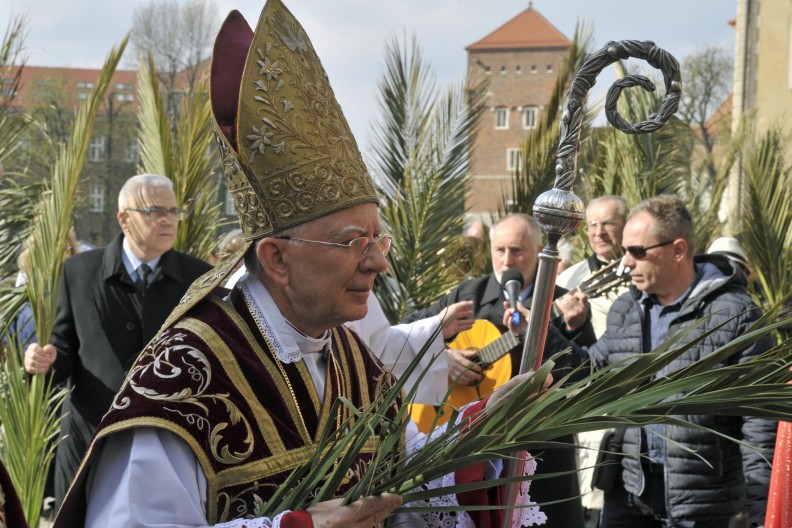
[587, 220, 621, 231]
[622, 240, 674, 259]
[275, 234, 392, 262]
[126, 206, 186, 221]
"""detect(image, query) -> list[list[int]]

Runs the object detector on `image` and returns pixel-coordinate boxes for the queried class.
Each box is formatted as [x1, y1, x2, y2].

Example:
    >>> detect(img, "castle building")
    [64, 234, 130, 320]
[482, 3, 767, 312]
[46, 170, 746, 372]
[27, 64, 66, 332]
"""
[465, 4, 570, 215]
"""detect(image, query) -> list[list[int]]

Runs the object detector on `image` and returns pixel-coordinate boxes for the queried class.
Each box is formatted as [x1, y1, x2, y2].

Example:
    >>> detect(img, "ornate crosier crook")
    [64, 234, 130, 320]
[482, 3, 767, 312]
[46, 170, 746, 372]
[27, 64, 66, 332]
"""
[501, 40, 681, 528]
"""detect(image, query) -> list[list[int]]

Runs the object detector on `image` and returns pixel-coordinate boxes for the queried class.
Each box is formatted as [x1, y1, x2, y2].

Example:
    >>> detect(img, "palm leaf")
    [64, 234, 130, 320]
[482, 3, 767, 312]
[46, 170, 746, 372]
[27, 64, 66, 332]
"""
[0, 16, 26, 165]
[136, 54, 174, 178]
[370, 35, 486, 322]
[0, 37, 128, 527]
[739, 125, 792, 332]
[255, 308, 791, 517]
[136, 54, 227, 260]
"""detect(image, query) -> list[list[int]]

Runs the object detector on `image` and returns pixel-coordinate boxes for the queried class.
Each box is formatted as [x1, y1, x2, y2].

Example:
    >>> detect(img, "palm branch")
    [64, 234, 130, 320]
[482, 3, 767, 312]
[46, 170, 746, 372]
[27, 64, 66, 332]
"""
[256, 308, 792, 518]
[0, 37, 128, 527]
[136, 53, 228, 261]
[370, 35, 486, 322]
[739, 125, 792, 336]
[0, 15, 37, 278]
[0, 16, 26, 169]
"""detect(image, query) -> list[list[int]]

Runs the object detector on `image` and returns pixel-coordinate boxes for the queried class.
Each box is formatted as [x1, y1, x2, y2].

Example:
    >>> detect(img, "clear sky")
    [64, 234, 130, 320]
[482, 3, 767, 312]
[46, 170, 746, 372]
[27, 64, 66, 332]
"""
[4, 0, 736, 152]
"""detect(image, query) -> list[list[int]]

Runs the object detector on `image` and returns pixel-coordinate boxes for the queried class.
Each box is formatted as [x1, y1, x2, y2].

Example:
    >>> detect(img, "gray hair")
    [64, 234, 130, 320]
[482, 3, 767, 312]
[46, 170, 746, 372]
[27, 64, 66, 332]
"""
[587, 195, 628, 221]
[490, 213, 543, 244]
[243, 223, 308, 277]
[118, 174, 174, 212]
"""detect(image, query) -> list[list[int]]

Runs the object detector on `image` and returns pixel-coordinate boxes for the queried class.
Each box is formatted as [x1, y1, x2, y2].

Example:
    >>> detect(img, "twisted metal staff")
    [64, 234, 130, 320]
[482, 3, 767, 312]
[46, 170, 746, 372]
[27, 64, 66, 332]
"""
[501, 40, 681, 528]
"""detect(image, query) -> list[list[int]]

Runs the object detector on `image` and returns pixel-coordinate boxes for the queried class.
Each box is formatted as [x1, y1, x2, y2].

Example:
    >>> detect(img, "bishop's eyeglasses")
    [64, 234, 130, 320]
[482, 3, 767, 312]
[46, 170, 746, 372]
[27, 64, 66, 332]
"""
[275, 233, 393, 262]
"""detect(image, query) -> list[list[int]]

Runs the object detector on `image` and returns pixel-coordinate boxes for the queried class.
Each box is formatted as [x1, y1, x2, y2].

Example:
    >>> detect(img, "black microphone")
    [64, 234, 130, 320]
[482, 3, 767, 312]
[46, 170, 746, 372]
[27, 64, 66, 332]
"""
[501, 268, 524, 327]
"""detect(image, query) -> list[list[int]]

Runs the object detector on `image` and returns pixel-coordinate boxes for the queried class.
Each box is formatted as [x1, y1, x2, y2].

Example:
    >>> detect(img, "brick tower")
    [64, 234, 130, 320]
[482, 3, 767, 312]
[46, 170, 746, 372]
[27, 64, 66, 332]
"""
[466, 5, 570, 216]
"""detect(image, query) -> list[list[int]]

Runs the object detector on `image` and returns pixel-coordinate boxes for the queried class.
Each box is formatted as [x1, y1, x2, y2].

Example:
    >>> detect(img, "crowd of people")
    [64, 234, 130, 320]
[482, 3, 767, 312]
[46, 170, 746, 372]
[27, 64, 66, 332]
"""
[1, 0, 789, 527]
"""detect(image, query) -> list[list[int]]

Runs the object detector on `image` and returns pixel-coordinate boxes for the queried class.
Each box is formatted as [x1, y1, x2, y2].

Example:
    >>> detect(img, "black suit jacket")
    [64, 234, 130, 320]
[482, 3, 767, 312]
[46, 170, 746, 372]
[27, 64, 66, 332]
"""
[49, 233, 212, 503]
[403, 272, 594, 528]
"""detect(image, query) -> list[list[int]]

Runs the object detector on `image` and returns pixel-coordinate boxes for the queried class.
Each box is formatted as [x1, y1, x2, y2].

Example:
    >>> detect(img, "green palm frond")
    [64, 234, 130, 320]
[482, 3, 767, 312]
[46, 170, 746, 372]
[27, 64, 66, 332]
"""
[740, 125, 792, 323]
[0, 16, 27, 166]
[0, 16, 36, 278]
[0, 37, 128, 527]
[257, 308, 792, 517]
[136, 54, 174, 178]
[371, 35, 486, 322]
[136, 54, 228, 260]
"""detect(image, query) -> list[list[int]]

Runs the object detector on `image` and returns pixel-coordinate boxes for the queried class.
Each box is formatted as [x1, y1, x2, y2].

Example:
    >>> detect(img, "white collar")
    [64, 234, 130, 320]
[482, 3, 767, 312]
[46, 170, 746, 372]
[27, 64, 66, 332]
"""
[121, 237, 162, 276]
[239, 273, 330, 364]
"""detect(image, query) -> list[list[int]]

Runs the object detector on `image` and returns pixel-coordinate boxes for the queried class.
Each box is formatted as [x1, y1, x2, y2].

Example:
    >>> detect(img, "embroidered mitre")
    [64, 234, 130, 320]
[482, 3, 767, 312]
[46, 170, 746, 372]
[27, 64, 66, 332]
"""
[211, 0, 378, 240]
[163, 0, 380, 325]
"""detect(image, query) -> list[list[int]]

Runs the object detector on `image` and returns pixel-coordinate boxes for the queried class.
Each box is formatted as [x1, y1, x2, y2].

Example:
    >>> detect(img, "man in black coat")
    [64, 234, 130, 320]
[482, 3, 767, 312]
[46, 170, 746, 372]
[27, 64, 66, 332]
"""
[404, 213, 597, 528]
[24, 173, 212, 507]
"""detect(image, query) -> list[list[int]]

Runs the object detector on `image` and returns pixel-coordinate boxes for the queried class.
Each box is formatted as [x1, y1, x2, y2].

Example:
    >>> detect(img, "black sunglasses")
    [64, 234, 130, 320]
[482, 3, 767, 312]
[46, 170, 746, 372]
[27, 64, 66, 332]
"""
[622, 240, 674, 259]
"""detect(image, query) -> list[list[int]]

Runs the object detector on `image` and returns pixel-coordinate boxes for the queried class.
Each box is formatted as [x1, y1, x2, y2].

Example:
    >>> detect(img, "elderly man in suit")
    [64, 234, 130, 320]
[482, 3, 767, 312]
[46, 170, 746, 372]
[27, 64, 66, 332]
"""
[23, 173, 212, 507]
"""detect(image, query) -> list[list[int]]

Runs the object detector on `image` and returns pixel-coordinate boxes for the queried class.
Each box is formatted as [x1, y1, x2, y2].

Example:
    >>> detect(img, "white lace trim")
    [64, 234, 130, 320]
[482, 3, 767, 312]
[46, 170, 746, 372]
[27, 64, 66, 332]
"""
[396, 470, 476, 528]
[240, 278, 302, 364]
[512, 457, 546, 527]
[214, 509, 294, 527]
[396, 455, 545, 528]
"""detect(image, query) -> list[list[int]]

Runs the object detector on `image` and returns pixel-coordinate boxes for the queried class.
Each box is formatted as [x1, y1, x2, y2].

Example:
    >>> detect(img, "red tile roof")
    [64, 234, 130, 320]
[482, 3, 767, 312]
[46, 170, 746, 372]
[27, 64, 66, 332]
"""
[467, 6, 570, 51]
[7, 65, 139, 112]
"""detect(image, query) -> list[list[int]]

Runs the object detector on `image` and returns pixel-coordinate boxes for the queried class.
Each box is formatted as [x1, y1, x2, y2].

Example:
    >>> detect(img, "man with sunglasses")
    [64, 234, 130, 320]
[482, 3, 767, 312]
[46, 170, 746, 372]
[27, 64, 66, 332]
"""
[23, 173, 212, 509]
[516, 195, 775, 528]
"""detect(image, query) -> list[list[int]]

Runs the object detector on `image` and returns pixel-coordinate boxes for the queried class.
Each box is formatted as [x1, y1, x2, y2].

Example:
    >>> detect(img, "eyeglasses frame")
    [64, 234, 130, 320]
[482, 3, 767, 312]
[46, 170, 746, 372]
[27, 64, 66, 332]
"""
[622, 239, 675, 259]
[275, 233, 392, 262]
[126, 206, 186, 220]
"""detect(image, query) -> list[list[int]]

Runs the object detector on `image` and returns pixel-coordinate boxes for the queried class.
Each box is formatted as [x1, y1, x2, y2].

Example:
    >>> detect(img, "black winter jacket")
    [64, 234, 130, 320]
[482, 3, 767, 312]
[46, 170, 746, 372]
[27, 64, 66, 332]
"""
[556, 255, 776, 525]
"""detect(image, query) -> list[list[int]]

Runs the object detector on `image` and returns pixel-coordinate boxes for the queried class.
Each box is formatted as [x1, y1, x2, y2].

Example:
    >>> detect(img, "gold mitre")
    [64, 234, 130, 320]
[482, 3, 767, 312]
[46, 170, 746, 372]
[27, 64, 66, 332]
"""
[210, 0, 378, 240]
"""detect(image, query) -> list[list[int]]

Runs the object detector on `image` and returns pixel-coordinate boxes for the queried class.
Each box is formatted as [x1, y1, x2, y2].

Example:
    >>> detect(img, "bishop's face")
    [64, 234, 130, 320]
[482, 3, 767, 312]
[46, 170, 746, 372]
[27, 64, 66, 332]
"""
[275, 203, 389, 337]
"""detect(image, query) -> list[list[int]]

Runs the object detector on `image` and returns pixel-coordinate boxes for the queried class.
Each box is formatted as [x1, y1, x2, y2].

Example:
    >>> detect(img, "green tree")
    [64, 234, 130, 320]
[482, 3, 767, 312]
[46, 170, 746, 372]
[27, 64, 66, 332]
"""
[369, 35, 486, 322]
[677, 45, 733, 184]
[136, 54, 228, 260]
